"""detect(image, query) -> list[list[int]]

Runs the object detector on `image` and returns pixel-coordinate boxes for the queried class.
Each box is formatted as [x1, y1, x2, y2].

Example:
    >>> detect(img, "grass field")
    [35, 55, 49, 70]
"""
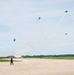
[0, 58, 20, 62]
[42, 57, 74, 60]
[0, 56, 74, 62]
[0, 59, 10, 62]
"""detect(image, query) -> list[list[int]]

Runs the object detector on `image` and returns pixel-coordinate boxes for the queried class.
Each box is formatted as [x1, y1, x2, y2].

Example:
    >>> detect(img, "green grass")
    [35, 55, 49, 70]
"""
[0, 59, 10, 62]
[0, 59, 21, 62]
[42, 57, 74, 60]
[23, 56, 74, 60]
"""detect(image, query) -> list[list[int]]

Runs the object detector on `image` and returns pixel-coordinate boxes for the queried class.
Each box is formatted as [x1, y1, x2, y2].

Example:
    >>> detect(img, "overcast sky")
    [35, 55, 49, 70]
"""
[0, 0, 74, 56]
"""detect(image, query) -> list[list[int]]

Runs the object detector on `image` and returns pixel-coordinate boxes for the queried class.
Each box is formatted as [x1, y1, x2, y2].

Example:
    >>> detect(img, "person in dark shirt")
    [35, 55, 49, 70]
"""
[10, 58, 14, 65]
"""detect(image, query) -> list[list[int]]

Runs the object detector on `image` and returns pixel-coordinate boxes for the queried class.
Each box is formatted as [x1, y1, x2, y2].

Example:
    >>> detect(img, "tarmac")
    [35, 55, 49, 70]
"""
[0, 58, 74, 75]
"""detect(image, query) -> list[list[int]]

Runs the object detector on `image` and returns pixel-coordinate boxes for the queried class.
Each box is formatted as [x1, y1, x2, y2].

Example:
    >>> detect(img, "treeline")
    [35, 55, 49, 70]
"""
[21, 54, 74, 58]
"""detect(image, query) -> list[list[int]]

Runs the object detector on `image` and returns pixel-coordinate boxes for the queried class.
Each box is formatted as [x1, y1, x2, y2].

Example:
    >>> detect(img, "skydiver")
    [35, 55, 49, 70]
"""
[65, 33, 67, 35]
[13, 39, 16, 41]
[65, 10, 68, 13]
[38, 17, 41, 20]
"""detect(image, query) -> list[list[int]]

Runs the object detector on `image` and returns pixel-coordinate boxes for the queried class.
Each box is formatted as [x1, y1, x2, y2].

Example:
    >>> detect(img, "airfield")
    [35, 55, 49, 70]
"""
[0, 58, 74, 75]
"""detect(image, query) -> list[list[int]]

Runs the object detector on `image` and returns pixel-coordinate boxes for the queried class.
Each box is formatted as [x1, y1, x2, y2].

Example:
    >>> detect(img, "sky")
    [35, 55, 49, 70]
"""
[0, 0, 74, 56]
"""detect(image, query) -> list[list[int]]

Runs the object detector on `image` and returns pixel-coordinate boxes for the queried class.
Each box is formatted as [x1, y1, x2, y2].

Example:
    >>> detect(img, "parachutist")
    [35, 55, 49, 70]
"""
[65, 10, 68, 13]
[65, 33, 67, 35]
[38, 17, 41, 20]
[13, 39, 16, 41]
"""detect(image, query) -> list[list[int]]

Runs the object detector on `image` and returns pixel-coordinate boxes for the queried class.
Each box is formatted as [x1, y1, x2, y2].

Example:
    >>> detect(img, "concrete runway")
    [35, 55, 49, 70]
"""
[0, 58, 74, 75]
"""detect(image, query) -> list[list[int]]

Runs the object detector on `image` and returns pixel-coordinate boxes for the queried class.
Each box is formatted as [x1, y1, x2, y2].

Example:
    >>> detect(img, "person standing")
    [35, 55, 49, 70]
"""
[10, 58, 14, 65]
